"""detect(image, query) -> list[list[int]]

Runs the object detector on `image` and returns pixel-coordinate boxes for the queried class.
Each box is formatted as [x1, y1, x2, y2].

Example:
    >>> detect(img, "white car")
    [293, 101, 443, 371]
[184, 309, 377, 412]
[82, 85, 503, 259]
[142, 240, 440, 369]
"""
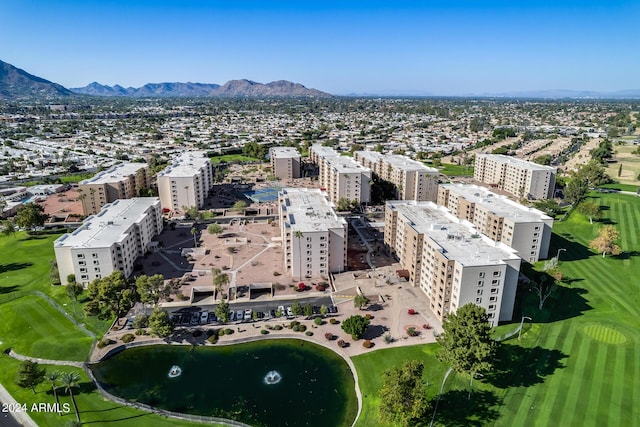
[200, 312, 209, 324]
[244, 308, 253, 320]
[277, 305, 285, 317]
[286, 306, 293, 317]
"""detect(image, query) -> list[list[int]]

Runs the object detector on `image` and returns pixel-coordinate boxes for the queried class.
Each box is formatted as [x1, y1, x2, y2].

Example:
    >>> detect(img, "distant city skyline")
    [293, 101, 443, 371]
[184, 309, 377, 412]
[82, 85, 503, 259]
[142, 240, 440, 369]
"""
[2, 0, 639, 96]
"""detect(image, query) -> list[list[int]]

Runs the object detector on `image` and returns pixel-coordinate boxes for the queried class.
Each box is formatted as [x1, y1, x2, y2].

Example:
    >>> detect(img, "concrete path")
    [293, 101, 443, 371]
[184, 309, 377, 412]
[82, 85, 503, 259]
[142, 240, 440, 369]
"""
[7, 349, 85, 368]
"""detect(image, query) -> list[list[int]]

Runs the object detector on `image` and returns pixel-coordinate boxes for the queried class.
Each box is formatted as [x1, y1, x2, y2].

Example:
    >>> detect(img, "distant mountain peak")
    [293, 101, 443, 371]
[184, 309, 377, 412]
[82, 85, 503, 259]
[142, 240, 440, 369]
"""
[71, 78, 331, 98]
[0, 59, 73, 100]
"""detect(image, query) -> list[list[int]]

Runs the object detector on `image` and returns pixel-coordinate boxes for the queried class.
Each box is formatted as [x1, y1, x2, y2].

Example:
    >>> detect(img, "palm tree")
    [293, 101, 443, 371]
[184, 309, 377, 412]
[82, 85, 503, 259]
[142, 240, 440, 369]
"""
[45, 371, 62, 416]
[190, 227, 198, 247]
[60, 372, 81, 423]
[294, 230, 304, 280]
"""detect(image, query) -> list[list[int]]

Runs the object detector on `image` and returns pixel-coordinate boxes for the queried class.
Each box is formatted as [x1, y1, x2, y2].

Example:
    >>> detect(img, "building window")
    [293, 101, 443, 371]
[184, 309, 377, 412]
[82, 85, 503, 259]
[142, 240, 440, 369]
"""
[475, 297, 482, 304]
[76, 254, 85, 259]
[493, 271, 500, 277]
[488, 304, 496, 311]
[478, 281, 484, 286]
[479, 272, 485, 278]
[492, 279, 499, 285]
[476, 289, 483, 295]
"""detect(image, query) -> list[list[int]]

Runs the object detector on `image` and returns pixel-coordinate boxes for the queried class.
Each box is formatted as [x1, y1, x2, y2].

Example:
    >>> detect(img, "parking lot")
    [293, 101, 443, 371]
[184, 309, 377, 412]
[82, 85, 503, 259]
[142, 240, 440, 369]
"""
[166, 295, 334, 326]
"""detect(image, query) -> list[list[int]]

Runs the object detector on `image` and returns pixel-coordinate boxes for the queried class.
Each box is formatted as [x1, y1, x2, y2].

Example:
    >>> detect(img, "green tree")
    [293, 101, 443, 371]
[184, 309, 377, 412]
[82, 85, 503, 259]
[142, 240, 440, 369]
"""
[45, 371, 62, 416]
[577, 160, 611, 187]
[15, 203, 48, 230]
[215, 299, 230, 323]
[354, 294, 369, 310]
[190, 227, 198, 247]
[149, 309, 174, 337]
[533, 199, 563, 217]
[589, 225, 622, 258]
[59, 372, 81, 423]
[436, 303, 497, 397]
[1, 219, 16, 237]
[341, 315, 370, 340]
[294, 230, 304, 280]
[379, 360, 430, 427]
[84, 271, 137, 319]
[232, 200, 248, 212]
[564, 178, 588, 205]
[336, 197, 351, 211]
[16, 360, 46, 394]
[207, 223, 223, 235]
[136, 274, 168, 306]
[291, 301, 302, 316]
[66, 282, 84, 302]
[320, 305, 329, 316]
[577, 200, 602, 224]
[303, 304, 313, 317]
[211, 268, 229, 295]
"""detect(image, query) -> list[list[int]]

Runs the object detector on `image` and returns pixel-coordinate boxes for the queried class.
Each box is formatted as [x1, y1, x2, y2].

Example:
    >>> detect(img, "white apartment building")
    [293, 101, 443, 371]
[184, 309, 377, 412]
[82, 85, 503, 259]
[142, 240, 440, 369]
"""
[309, 144, 371, 204]
[474, 154, 556, 199]
[279, 188, 347, 279]
[54, 198, 163, 286]
[438, 184, 553, 262]
[78, 163, 150, 215]
[384, 200, 521, 325]
[157, 151, 213, 212]
[354, 151, 439, 201]
[269, 147, 301, 180]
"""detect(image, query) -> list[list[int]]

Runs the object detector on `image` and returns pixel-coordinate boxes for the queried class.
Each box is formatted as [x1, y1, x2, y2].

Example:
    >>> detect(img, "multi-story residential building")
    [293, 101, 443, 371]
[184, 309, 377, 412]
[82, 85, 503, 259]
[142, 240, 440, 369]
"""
[54, 198, 163, 286]
[354, 151, 439, 201]
[474, 154, 557, 199]
[157, 151, 213, 212]
[279, 188, 347, 279]
[78, 163, 150, 215]
[384, 200, 521, 325]
[437, 184, 553, 262]
[309, 144, 371, 204]
[269, 147, 301, 180]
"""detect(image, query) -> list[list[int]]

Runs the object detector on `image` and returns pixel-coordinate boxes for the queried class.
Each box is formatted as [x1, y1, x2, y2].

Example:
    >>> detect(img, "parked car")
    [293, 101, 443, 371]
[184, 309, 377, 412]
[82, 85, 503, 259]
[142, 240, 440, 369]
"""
[277, 306, 285, 317]
[200, 312, 209, 324]
[312, 306, 320, 315]
[257, 311, 265, 319]
[208, 312, 217, 323]
[244, 308, 253, 320]
[270, 309, 276, 318]
[328, 306, 338, 314]
[236, 310, 244, 321]
[286, 306, 293, 317]
[190, 312, 200, 324]
[229, 311, 236, 322]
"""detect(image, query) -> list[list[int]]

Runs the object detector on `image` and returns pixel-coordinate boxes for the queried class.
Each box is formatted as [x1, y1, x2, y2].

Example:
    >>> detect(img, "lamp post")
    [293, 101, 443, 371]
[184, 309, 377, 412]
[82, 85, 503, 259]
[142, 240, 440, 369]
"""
[556, 248, 566, 262]
[519, 316, 532, 340]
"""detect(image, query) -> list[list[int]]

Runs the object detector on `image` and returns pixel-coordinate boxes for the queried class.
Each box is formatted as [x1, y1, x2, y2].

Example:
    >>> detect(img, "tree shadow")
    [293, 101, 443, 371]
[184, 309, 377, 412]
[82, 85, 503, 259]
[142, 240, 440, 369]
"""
[434, 389, 502, 427]
[613, 250, 640, 260]
[362, 324, 386, 340]
[81, 413, 150, 424]
[0, 285, 19, 294]
[0, 262, 33, 274]
[599, 218, 617, 225]
[485, 344, 567, 388]
[521, 284, 592, 323]
[20, 235, 47, 241]
[550, 233, 593, 262]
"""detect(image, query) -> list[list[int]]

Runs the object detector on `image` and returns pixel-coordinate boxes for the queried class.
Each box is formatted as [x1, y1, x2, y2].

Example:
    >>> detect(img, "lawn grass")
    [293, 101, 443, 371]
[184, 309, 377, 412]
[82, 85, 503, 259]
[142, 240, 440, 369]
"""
[0, 295, 93, 361]
[436, 162, 474, 177]
[353, 191, 640, 427]
[209, 154, 262, 163]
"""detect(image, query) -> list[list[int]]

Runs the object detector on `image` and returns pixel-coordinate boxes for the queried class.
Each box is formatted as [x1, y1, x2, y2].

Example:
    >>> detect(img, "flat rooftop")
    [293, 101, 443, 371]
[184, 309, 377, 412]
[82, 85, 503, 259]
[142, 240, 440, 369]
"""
[280, 188, 346, 233]
[385, 154, 439, 173]
[270, 146, 300, 159]
[54, 198, 160, 249]
[80, 163, 147, 185]
[440, 184, 552, 223]
[354, 150, 383, 162]
[311, 144, 341, 158]
[387, 200, 519, 266]
[328, 156, 371, 174]
[478, 154, 557, 172]
[158, 151, 210, 178]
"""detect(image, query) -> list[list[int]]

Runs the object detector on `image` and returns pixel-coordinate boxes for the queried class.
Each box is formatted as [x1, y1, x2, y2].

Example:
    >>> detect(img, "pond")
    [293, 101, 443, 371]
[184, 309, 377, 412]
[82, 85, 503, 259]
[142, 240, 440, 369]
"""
[90, 339, 358, 427]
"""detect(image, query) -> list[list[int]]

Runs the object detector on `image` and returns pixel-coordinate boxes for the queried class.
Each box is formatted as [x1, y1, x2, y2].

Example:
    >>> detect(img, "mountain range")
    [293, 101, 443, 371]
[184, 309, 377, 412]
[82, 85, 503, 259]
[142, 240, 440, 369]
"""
[0, 59, 331, 99]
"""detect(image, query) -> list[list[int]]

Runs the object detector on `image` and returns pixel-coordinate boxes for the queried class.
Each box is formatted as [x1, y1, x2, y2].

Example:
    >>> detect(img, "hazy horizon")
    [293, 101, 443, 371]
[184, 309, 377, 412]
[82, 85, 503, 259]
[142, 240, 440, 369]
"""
[2, 0, 639, 95]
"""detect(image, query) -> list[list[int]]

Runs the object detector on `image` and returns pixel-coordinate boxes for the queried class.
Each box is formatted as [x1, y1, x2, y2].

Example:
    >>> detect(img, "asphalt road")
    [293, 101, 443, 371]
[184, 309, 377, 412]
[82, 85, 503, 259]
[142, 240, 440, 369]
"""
[0, 400, 30, 427]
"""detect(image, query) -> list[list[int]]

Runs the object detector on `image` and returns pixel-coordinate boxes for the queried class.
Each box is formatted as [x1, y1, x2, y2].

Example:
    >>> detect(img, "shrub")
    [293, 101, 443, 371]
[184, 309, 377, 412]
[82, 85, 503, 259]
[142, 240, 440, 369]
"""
[407, 327, 419, 337]
[261, 329, 269, 335]
[192, 329, 203, 338]
[362, 340, 373, 348]
[224, 328, 234, 335]
[206, 329, 217, 337]
[314, 317, 324, 326]
[218, 329, 225, 336]
[297, 283, 306, 291]
[133, 315, 149, 329]
[292, 324, 301, 332]
[316, 283, 328, 291]
[383, 333, 393, 344]
[325, 332, 334, 340]
[121, 333, 135, 343]
[135, 329, 147, 336]
[329, 318, 339, 325]
[273, 325, 283, 331]
[207, 335, 218, 344]
[408, 309, 416, 315]
[97, 338, 113, 349]
[299, 324, 307, 332]
[365, 313, 373, 320]
[273, 271, 281, 276]
[289, 320, 300, 328]
[305, 331, 313, 336]
[337, 339, 347, 348]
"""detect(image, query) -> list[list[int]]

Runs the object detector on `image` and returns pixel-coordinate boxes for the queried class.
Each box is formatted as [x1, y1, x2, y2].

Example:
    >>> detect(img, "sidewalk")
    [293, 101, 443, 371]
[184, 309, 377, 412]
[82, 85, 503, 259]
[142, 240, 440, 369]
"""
[0, 383, 38, 427]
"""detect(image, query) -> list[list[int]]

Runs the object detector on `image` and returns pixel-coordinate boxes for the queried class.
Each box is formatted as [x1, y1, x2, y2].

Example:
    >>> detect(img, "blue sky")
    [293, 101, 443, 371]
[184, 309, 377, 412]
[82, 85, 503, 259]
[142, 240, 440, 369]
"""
[1, 0, 638, 95]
